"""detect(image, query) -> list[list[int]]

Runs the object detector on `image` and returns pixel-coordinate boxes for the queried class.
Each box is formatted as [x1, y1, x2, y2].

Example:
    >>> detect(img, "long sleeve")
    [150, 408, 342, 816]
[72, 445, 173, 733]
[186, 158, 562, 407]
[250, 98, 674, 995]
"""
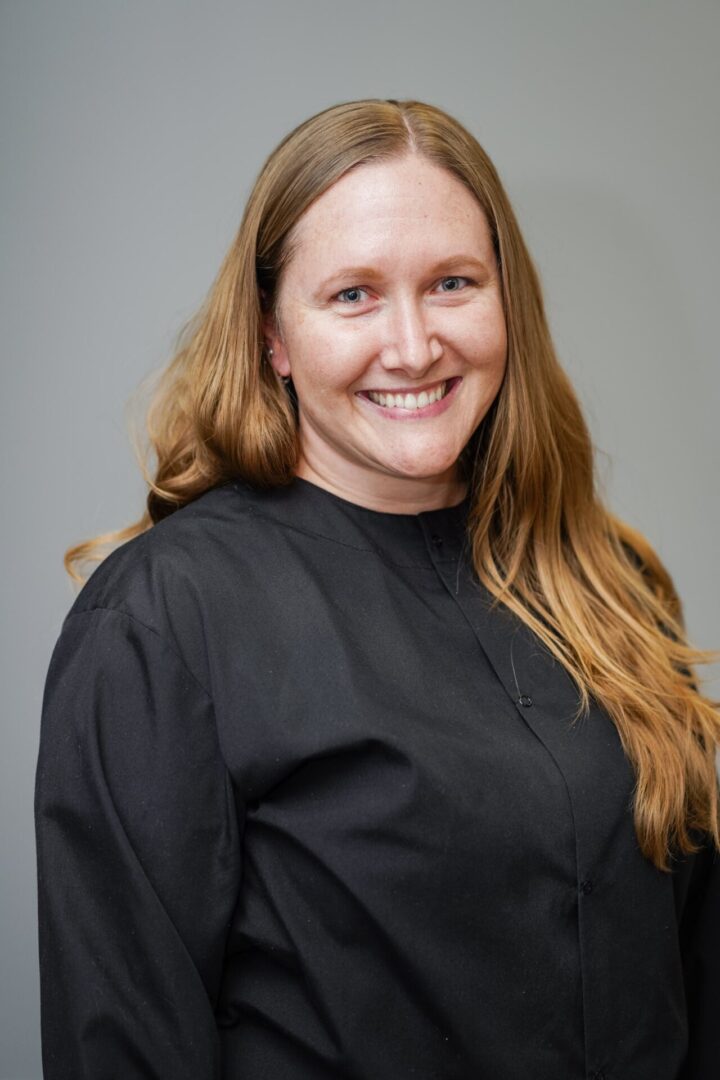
[679, 831, 720, 1078]
[34, 606, 242, 1080]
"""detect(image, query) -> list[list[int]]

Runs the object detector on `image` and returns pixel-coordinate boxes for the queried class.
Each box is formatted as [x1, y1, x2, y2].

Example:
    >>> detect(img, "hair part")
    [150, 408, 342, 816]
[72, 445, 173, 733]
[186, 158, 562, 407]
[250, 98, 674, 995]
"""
[65, 97, 720, 872]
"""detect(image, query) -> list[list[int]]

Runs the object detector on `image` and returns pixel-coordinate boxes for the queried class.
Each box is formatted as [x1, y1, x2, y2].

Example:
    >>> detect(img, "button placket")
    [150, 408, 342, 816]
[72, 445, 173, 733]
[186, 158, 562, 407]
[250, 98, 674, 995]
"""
[429, 554, 657, 1075]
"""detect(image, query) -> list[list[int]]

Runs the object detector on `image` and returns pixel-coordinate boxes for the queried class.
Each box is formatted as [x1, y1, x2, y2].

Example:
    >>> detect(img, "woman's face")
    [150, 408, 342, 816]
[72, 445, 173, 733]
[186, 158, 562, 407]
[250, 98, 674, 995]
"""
[264, 153, 508, 510]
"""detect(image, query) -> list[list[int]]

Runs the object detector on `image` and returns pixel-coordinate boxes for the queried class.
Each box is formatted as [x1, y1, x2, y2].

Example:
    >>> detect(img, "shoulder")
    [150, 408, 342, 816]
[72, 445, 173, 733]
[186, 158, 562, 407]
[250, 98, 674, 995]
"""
[65, 480, 265, 644]
[61, 479, 328, 687]
[54, 481, 287, 693]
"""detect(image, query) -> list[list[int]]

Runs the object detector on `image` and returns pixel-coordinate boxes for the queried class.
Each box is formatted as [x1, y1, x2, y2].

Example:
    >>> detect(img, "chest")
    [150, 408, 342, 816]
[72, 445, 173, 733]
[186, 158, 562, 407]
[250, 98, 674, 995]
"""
[204, 543, 641, 897]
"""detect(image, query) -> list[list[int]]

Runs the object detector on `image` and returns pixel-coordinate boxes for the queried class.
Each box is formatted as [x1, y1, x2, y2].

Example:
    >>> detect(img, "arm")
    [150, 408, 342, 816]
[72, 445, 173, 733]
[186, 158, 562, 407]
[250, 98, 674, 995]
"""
[678, 828, 720, 1079]
[34, 607, 242, 1079]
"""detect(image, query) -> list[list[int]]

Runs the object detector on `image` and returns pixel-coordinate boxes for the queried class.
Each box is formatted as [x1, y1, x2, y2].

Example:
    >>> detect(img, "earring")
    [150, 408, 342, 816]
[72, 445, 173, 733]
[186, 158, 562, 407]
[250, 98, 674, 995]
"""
[265, 342, 290, 384]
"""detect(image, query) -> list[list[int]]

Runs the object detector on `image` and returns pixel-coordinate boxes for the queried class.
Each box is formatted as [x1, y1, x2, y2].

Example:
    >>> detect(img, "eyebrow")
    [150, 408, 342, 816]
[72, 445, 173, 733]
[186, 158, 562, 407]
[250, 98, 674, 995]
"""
[315, 254, 492, 293]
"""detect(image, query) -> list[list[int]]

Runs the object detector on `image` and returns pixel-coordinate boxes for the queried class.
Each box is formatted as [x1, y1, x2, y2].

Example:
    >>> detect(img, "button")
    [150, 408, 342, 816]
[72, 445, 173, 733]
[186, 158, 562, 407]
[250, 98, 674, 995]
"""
[580, 879, 594, 895]
[517, 694, 533, 707]
[431, 534, 444, 547]
[589, 1071, 606, 1079]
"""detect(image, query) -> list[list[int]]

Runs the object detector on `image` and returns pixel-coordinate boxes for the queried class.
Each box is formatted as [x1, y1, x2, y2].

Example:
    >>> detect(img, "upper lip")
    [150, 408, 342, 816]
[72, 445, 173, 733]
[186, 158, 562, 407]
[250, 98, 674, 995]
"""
[358, 376, 457, 396]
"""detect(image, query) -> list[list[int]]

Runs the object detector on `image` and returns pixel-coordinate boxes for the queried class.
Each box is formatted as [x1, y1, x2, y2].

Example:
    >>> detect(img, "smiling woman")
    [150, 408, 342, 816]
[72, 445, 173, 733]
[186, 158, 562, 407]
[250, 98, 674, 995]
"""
[262, 153, 508, 510]
[35, 98, 720, 1079]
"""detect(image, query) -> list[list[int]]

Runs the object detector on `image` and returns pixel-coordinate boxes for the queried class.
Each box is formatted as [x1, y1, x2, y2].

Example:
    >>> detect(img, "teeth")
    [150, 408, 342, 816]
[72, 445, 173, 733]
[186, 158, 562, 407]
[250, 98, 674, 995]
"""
[367, 381, 448, 410]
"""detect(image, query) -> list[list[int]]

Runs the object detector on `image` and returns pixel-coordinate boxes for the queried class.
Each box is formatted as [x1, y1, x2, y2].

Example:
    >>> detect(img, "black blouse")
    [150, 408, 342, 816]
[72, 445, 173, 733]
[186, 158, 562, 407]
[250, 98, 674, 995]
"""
[34, 476, 719, 1079]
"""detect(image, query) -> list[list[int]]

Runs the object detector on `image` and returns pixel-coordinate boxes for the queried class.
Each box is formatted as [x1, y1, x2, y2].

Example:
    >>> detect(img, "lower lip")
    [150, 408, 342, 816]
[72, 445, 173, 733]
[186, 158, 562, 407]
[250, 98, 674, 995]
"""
[356, 377, 462, 420]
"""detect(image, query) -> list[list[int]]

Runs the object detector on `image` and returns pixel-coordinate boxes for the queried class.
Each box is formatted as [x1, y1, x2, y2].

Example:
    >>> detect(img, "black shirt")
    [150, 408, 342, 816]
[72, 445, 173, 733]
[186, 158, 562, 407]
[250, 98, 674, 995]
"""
[34, 476, 719, 1079]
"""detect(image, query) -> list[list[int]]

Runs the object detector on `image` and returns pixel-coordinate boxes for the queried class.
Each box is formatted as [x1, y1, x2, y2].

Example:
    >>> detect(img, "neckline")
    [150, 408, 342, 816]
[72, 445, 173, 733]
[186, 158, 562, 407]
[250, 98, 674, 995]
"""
[229, 475, 471, 566]
[292, 475, 471, 524]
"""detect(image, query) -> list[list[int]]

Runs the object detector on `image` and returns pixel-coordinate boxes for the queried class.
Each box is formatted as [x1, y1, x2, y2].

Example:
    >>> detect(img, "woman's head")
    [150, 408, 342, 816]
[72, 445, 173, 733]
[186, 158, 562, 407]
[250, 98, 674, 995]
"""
[262, 152, 507, 508]
[178, 97, 566, 512]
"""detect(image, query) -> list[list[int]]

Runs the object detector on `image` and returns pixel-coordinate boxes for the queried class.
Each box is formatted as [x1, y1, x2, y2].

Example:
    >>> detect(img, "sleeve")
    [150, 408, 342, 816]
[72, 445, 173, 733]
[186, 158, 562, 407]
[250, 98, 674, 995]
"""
[34, 606, 243, 1080]
[678, 828, 720, 1078]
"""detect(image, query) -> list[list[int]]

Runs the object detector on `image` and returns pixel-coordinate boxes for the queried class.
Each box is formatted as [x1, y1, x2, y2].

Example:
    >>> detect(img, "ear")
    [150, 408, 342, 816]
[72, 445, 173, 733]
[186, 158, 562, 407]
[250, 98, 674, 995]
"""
[261, 313, 292, 379]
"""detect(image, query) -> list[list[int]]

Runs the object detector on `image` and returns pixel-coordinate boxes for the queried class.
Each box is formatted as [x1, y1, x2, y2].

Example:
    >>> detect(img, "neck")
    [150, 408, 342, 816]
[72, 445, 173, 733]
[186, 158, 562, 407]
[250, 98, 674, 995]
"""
[294, 455, 469, 515]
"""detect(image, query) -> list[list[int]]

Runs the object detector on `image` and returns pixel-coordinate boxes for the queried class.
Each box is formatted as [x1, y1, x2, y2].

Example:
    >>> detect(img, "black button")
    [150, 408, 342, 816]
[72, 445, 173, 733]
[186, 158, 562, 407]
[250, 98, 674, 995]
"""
[517, 694, 533, 707]
[580, 879, 594, 895]
[589, 1071, 606, 1080]
[431, 534, 443, 546]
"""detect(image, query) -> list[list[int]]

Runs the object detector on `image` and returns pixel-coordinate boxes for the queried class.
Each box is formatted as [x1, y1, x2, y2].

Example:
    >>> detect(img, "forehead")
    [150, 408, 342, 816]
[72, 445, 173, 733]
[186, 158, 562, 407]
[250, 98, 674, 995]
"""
[286, 154, 493, 269]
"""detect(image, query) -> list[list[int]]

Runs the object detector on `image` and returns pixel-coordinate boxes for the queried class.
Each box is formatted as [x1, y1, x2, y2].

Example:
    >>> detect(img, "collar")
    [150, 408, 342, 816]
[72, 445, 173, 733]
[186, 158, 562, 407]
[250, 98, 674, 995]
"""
[227, 476, 471, 568]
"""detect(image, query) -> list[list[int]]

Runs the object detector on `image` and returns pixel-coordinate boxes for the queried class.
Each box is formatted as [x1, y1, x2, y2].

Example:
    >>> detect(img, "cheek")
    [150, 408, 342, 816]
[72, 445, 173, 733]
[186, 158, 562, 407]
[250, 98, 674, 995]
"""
[457, 323, 507, 372]
[442, 295, 506, 358]
[291, 325, 374, 392]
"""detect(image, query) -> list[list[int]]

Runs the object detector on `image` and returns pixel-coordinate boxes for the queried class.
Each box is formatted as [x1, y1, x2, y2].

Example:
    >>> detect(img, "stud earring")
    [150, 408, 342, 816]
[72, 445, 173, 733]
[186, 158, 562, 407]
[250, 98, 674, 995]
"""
[265, 342, 290, 384]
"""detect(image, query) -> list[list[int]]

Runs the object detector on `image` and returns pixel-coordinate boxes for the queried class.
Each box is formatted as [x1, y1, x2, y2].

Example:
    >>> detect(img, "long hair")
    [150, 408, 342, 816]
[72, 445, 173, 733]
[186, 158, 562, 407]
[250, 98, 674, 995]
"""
[65, 97, 720, 872]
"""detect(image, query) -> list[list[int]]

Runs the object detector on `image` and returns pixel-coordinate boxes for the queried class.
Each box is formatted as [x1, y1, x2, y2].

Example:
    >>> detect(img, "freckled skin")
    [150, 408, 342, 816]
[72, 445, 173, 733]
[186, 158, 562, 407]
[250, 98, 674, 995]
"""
[264, 154, 508, 513]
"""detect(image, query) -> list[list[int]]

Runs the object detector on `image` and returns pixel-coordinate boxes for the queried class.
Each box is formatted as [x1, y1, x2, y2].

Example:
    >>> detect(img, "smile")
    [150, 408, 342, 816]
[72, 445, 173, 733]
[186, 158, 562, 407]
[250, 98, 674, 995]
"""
[357, 377, 462, 419]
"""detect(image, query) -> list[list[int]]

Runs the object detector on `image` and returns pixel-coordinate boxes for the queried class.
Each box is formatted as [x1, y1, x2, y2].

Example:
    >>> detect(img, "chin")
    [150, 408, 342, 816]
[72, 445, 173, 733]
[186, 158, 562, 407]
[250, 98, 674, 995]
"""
[383, 454, 461, 480]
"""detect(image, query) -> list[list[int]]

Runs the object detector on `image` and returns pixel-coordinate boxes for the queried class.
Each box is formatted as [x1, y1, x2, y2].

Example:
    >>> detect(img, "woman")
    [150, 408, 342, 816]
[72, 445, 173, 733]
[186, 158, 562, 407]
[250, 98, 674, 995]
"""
[35, 98, 719, 1079]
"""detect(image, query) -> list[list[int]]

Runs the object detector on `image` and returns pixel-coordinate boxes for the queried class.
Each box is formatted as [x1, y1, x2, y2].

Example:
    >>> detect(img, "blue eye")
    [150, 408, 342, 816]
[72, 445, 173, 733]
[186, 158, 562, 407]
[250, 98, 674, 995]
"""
[334, 277, 472, 305]
[438, 276, 471, 292]
[336, 287, 368, 304]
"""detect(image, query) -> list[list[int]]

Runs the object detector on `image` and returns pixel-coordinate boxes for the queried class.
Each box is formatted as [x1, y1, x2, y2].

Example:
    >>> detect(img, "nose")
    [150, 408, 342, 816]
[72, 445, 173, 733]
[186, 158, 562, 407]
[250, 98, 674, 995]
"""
[380, 295, 443, 375]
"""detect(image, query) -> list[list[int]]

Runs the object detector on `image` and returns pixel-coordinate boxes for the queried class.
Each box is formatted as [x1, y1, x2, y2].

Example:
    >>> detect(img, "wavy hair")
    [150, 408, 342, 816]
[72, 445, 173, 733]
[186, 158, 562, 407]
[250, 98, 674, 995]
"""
[65, 97, 720, 871]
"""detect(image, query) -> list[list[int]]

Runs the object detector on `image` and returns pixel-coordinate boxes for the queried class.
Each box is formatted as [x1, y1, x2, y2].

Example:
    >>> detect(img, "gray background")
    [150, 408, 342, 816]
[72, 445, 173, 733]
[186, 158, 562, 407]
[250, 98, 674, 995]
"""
[2, 1, 718, 1075]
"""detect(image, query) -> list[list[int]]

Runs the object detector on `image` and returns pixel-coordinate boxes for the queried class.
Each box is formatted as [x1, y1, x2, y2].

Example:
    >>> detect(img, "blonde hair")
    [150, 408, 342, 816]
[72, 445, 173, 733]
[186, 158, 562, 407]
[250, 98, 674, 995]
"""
[66, 97, 720, 872]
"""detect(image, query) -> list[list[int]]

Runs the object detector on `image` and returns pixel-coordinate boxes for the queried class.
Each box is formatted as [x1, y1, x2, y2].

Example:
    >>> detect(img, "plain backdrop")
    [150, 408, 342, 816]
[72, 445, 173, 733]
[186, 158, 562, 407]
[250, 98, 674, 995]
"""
[1, 1, 718, 1076]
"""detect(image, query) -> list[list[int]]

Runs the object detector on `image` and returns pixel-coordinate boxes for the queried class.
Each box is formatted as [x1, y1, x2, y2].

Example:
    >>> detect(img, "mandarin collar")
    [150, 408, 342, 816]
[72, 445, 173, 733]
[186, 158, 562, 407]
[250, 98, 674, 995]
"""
[228, 476, 471, 568]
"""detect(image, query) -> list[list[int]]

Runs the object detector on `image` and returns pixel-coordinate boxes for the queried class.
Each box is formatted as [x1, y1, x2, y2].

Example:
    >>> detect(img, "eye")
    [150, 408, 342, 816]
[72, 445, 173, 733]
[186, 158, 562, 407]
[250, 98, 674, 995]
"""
[437, 275, 472, 293]
[333, 276, 474, 305]
[335, 286, 369, 304]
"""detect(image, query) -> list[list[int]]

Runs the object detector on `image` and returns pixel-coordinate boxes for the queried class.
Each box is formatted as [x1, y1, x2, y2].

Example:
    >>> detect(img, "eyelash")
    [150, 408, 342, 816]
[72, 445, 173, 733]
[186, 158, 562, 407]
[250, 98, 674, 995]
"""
[334, 276, 474, 305]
